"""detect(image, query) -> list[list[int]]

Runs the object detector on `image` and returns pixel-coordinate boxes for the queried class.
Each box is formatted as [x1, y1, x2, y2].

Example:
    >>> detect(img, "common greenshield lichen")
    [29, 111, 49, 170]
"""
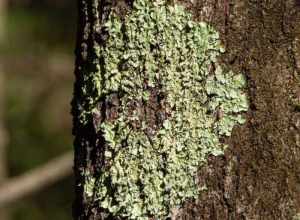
[82, 0, 248, 219]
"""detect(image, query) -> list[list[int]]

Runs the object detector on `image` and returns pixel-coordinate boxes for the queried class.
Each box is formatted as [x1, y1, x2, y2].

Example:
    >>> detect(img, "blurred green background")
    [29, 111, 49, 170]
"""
[0, 0, 76, 219]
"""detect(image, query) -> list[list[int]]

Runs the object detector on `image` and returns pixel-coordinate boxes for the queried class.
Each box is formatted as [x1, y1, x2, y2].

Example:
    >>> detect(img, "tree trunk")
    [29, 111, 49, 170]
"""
[72, 0, 300, 219]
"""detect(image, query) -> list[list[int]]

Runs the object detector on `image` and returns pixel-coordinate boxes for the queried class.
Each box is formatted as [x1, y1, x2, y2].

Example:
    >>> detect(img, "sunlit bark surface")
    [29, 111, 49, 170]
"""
[73, 1, 300, 219]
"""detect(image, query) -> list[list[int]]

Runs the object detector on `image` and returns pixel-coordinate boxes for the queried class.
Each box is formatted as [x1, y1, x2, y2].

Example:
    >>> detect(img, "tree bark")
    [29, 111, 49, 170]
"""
[73, 0, 300, 219]
[178, 1, 300, 219]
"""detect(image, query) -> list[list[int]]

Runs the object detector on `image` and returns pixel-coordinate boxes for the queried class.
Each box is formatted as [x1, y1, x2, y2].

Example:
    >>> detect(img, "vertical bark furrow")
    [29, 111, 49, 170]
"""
[73, 1, 134, 219]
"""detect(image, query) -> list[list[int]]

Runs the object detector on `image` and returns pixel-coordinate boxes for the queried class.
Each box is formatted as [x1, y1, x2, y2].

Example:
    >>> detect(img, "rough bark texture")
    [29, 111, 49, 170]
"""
[177, 1, 300, 219]
[73, 0, 300, 219]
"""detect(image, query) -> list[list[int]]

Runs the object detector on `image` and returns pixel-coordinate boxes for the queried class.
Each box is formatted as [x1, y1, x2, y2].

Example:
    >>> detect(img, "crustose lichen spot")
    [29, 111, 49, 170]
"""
[88, 0, 248, 219]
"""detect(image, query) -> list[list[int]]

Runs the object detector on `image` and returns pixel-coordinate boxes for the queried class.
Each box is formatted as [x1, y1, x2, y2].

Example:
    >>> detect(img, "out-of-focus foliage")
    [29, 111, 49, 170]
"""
[1, 0, 76, 219]
[5, 0, 76, 54]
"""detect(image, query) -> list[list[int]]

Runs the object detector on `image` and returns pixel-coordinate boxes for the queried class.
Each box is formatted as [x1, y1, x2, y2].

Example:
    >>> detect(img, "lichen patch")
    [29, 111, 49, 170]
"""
[80, 0, 248, 219]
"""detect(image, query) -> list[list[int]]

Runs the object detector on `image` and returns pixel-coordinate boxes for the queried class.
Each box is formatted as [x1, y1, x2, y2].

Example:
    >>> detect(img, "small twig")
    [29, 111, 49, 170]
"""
[0, 151, 73, 208]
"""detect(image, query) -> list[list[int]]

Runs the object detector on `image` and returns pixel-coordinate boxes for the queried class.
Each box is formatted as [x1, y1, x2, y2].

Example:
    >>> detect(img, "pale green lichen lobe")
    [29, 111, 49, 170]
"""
[85, 0, 248, 219]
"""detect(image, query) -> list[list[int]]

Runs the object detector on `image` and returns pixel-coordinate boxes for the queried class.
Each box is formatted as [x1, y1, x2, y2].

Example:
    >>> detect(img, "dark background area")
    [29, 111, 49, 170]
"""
[1, 0, 77, 219]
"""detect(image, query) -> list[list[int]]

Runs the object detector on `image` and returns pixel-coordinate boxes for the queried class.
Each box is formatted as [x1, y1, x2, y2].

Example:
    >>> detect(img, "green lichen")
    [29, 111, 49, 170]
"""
[294, 213, 300, 220]
[83, 0, 248, 219]
[83, 170, 96, 198]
